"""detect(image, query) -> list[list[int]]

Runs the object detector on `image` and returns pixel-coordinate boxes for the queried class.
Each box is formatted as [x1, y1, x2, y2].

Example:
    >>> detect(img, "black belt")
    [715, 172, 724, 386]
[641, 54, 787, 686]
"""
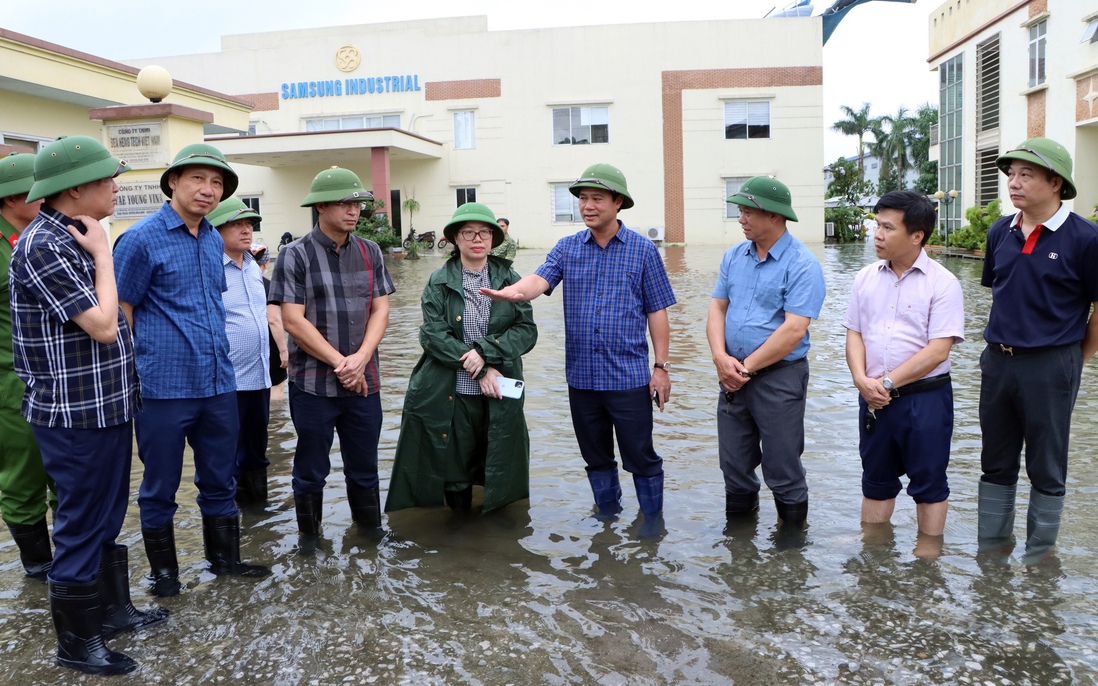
[890, 373, 950, 398]
[987, 343, 1065, 357]
[748, 357, 805, 377]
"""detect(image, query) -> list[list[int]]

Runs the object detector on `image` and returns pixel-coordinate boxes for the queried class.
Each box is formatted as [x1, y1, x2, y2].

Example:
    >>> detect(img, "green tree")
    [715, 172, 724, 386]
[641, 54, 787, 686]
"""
[401, 192, 421, 234]
[871, 106, 917, 194]
[910, 103, 939, 195]
[354, 198, 400, 250]
[825, 156, 873, 243]
[831, 103, 877, 172]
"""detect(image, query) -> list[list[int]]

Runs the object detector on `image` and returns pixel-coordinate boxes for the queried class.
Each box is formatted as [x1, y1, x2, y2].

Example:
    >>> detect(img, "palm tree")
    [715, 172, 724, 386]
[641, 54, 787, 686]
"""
[832, 103, 876, 172]
[401, 193, 421, 235]
[871, 106, 917, 191]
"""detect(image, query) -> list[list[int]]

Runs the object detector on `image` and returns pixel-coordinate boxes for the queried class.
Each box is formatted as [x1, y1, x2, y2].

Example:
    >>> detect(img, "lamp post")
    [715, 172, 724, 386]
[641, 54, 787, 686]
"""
[934, 189, 959, 248]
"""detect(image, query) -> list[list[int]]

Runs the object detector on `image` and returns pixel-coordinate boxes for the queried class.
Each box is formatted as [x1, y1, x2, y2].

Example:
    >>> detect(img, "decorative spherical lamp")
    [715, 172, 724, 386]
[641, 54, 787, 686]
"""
[137, 66, 173, 104]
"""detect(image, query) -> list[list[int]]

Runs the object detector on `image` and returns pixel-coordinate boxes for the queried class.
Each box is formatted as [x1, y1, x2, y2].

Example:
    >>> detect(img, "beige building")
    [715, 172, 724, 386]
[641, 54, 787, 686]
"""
[0, 28, 252, 235]
[127, 16, 827, 248]
[928, 0, 1098, 230]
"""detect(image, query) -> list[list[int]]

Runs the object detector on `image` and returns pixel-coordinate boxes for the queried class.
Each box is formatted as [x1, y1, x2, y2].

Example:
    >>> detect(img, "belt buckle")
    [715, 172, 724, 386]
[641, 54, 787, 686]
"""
[999, 344, 1014, 356]
[889, 388, 900, 399]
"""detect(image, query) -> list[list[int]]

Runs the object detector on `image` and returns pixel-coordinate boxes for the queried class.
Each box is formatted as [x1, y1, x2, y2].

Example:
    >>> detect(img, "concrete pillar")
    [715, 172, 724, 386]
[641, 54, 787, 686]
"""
[371, 146, 392, 222]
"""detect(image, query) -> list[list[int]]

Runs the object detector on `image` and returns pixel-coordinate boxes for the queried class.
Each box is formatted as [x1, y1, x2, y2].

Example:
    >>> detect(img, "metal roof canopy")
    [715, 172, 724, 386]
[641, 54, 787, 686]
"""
[207, 128, 444, 168]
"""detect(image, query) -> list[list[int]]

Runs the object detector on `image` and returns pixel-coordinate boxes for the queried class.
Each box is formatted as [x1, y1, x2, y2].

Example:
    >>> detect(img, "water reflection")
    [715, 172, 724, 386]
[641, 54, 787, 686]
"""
[2, 244, 1097, 684]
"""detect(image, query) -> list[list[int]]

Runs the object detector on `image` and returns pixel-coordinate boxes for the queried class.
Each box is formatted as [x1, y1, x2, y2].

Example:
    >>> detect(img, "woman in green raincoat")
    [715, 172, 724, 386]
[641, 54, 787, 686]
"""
[386, 203, 537, 513]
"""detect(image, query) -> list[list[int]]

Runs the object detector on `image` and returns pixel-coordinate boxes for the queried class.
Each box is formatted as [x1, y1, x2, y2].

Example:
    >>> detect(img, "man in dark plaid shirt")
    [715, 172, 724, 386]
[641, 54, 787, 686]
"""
[269, 167, 395, 546]
[10, 135, 165, 675]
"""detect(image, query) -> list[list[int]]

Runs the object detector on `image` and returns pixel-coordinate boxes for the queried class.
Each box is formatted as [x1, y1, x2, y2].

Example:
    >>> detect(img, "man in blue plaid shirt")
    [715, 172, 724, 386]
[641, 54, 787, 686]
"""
[482, 163, 676, 521]
[114, 144, 269, 596]
[10, 135, 166, 675]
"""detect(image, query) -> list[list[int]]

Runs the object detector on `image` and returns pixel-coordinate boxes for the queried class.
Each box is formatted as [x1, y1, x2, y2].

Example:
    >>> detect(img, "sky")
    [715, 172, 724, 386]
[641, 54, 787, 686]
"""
[3, 0, 940, 161]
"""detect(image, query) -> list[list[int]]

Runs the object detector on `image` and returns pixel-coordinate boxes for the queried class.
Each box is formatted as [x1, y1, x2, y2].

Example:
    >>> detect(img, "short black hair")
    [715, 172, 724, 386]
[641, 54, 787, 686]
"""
[874, 190, 936, 246]
[497, 217, 509, 226]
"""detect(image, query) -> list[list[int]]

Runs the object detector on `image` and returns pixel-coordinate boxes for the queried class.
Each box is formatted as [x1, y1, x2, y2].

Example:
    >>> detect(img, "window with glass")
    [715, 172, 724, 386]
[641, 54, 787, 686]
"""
[724, 178, 748, 219]
[304, 114, 400, 132]
[724, 100, 771, 139]
[240, 197, 262, 231]
[939, 54, 964, 234]
[1028, 20, 1046, 88]
[453, 111, 475, 150]
[0, 132, 50, 152]
[456, 187, 477, 207]
[552, 183, 581, 222]
[552, 106, 609, 145]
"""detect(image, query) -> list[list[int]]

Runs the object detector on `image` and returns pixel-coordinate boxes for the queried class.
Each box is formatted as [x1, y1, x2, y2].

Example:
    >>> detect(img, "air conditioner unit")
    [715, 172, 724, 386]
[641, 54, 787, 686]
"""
[825, 222, 835, 237]
[646, 226, 665, 242]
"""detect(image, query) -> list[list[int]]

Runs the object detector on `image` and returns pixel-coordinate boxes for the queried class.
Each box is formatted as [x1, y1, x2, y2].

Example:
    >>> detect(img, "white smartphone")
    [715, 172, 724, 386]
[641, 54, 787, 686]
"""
[497, 376, 525, 399]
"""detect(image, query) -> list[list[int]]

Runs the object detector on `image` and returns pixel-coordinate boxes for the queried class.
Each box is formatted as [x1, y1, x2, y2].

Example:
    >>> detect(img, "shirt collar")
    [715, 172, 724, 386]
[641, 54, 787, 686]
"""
[39, 204, 77, 229]
[581, 219, 627, 244]
[222, 250, 255, 269]
[155, 201, 214, 234]
[310, 224, 342, 252]
[744, 229, 792, 260]
[1009, 202, 1070, 232]
[877, 247, 930, 276]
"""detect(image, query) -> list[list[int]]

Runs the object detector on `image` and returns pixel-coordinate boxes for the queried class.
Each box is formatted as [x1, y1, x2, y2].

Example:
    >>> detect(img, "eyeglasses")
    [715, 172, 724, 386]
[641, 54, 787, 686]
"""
[460, 228, 494, 241]
[1009, 147, 1056, 172]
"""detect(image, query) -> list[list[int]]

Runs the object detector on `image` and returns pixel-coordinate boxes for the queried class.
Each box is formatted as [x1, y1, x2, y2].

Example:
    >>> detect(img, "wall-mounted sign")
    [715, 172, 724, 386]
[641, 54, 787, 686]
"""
[105, 123, 168, 170]
[280, 75, 421, 100]
[335, 46, 361, 72]
[113, 180, 164, 219]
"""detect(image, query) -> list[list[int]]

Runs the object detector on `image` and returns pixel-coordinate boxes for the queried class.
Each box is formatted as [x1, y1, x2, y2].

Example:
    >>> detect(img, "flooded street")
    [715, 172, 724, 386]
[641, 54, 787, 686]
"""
[3, 242, 1098, 685]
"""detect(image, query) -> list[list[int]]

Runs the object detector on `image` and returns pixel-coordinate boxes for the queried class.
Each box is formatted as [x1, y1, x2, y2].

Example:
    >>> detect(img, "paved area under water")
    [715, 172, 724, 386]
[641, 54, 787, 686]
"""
[2, 242, 1097, 685]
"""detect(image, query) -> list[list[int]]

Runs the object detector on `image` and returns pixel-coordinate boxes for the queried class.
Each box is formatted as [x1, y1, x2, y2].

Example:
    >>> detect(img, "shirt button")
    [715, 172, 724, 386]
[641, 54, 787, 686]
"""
[448, 395, 453, 401]
[442, 433, 448, 439]
[456, 315, 462, 321]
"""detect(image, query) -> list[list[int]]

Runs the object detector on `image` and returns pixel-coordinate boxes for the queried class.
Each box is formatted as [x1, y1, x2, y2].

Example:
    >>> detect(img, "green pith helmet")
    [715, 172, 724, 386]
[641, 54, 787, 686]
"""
[300, 166, 372, 207]
[443, 202, 504, 248]
[996, 137, 1076, 200]
[160, 143, 238, 200]
[0, 152, 37, 200]
[569, 163, 634, 210]
[27, 136, 130, 202]
[726, 176, 798, 222]
[207, 197, 262, 228]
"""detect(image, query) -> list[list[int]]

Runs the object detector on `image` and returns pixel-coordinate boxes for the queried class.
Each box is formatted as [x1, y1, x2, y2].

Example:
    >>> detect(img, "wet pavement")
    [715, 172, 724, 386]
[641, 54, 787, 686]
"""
[2, 242, 1097, 685]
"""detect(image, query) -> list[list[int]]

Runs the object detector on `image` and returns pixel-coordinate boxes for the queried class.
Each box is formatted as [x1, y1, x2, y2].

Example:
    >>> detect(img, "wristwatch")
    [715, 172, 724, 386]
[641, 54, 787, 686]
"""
[654, 362, 671, 372]
[883, 377, 894, 391]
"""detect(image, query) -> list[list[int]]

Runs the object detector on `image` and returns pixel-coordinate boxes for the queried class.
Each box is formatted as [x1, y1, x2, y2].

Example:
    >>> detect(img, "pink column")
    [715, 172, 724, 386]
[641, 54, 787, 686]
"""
[370, 147, 392, 220]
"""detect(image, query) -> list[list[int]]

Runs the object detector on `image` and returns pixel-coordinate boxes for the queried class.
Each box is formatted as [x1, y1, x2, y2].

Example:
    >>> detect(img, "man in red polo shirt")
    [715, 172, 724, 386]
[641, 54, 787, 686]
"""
[978, 138, 1098, 563]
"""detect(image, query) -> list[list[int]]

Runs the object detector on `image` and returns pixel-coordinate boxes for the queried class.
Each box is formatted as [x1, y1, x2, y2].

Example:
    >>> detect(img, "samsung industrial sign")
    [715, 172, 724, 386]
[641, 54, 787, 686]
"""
[280, 75, 421, 100]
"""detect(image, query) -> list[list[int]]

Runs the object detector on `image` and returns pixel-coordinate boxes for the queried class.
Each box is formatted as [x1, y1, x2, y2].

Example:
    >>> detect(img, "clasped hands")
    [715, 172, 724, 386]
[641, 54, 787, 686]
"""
[460, 348, 504, 399]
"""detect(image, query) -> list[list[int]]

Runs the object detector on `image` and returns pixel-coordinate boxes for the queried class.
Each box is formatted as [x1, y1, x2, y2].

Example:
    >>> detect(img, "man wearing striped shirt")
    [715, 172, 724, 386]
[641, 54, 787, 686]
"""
[269, 167, 395, 544]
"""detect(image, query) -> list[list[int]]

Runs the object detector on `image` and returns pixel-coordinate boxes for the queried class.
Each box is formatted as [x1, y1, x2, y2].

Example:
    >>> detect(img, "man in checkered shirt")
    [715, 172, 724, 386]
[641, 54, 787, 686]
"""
[481, 163, 675, 522]
[269, 167, 395, 546]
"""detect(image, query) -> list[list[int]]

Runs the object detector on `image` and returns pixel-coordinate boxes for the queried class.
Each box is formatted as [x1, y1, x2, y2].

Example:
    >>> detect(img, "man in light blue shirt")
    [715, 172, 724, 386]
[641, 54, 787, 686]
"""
[705, 176, 825, 527]
[209, 198, 272, 508]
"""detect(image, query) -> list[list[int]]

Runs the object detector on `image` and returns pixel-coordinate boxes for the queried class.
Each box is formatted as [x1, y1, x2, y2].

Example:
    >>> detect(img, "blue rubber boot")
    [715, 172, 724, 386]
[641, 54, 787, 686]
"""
[587, 469, 623, 518]
[633, 473, 664, 516]
[977, 481, 1016, 552]
[1022, 488, 1064, 565]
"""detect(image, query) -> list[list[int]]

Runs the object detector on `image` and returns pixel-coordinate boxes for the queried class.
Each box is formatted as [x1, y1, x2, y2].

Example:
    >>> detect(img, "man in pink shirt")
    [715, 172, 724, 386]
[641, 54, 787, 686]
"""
[843, 191, 964, 550]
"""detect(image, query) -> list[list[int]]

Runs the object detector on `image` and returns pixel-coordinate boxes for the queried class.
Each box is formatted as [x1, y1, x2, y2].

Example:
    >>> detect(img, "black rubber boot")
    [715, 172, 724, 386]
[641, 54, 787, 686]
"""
[49, 581, 137, 675]
[141, 525, 181, 597]
[775, 497, 809, 526]
[725, 491, 760, 519]
[346, 484, 383, 528]
[443, 485, 473, 512]
[99, 544, 170, 640]
[234, 468, 269, 508]
[202, 514, 271, 578]
[6, 517, 53, 580]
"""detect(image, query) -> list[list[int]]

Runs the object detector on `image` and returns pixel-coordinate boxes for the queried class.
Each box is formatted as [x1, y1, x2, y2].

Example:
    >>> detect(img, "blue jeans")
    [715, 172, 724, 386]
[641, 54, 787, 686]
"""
[288, 383, 382, 495]
[33, 422, 131, 584]
[136, 393, 240, 529]
[567, 385, 663, 477]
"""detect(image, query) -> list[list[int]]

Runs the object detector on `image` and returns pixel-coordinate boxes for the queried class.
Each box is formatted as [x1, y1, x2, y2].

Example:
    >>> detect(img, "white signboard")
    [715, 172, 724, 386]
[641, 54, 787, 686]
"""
[113, 181, 164, 219]
[106, 123, 168, 169]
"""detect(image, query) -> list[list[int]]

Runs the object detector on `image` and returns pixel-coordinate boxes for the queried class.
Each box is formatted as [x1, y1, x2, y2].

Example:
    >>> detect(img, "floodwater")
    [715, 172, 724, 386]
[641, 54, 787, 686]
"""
[2, 242, 1098, 685]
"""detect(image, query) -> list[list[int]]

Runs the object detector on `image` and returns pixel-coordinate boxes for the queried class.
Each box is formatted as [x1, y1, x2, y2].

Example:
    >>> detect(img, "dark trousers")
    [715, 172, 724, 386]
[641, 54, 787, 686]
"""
[717, 359, 809, 504]
[0, 372, 54, 525]
[567, 385, 662, 477]
[32, 422, 131, 584]
[136, 393, 240, 529]
[979, 344, 1082, 496]
[289, 383, 382, 494]
[235, 388, 271, 474]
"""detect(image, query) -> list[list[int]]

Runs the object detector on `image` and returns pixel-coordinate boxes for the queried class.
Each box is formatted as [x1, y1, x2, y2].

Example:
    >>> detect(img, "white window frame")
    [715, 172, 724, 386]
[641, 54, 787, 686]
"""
[724, 178, 749, 219]
[552, 105, 610, 146]
[456, 187, 477, 207]
[1028, 20, 1047, 88]
[304, 114, 400, 132]
[453, 111, 476, 150]
[724, 100, 771, 140]
[0, 132, 52, 151]
[551, 183, 581, 223]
